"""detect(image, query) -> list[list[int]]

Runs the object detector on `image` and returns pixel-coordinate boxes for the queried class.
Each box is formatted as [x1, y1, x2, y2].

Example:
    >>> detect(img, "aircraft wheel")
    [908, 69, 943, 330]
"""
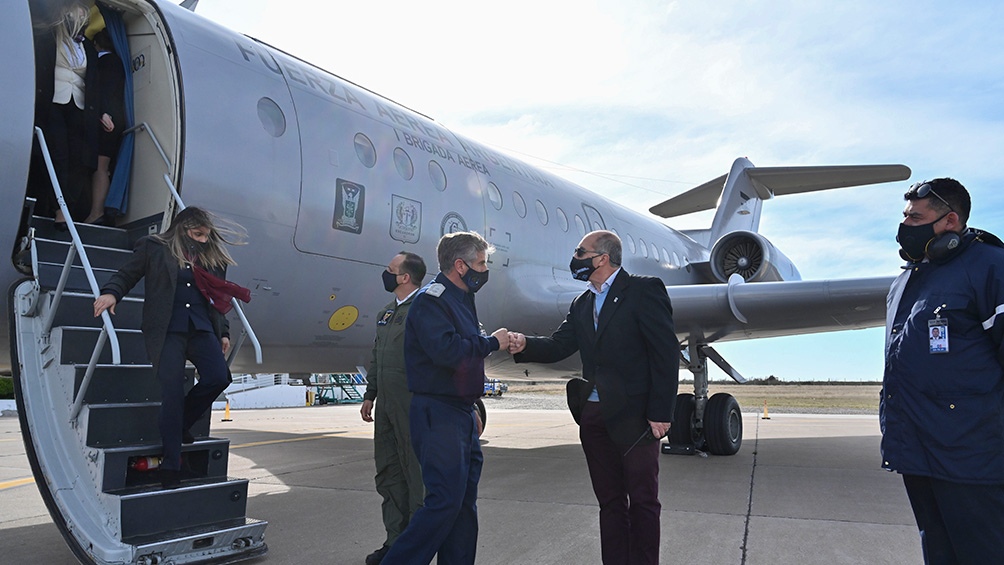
[705, 393, 743, 455]
[475, 398, 487, 437]
[668, 393, 695, 446]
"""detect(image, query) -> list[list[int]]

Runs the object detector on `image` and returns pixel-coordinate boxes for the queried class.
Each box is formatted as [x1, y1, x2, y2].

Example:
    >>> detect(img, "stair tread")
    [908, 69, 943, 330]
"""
[102, 436, 227, 453]
[125, 517, 267, 548]
[111, 475, 248, 498]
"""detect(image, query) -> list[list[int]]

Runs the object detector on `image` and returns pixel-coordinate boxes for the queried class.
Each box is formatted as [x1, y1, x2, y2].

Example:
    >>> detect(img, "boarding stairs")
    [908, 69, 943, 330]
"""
[11, 127, 267, 564]
[11, 210, 268, 565]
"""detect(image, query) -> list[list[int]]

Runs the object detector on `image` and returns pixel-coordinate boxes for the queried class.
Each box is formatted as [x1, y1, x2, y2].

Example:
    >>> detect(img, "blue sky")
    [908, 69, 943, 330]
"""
[175, 0, 1004, 381]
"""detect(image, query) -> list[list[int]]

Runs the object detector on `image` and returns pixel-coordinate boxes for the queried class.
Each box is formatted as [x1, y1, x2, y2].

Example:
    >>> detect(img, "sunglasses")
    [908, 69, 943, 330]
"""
[574, 247, 602, 258]
[905, 182, 954, 212]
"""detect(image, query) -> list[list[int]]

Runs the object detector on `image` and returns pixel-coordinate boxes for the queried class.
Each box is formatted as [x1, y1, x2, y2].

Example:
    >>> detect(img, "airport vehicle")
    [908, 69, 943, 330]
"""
[2, 1, 907, 563]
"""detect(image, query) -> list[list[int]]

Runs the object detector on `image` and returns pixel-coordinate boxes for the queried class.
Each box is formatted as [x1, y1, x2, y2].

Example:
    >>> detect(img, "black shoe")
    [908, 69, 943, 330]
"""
[181, 429, 195, 444]
[365, 545, 390, 565]
[160, 469, 182, 490]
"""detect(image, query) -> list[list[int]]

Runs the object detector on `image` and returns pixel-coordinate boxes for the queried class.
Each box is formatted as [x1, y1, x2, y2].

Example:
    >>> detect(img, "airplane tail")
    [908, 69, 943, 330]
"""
[649, 158, 911, 247]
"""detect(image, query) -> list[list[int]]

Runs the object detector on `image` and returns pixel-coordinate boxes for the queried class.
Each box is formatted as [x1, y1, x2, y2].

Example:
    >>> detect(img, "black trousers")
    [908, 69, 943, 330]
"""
[156, 329, 230, 471]
[903, 474, 1004, 565]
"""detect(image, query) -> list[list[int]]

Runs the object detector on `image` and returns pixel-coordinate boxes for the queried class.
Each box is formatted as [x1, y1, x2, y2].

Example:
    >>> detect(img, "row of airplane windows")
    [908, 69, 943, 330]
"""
[352, 132, 688, 269]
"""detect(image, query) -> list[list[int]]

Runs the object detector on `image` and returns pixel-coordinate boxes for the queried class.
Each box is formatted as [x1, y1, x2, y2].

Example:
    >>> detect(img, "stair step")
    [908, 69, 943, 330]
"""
[36, 261, 143, 296]
[119, 477, 250, 542]
[53, 292, 143, 330]
[129, 516, 267, 559]
[30, 214, 132, 249]
[73, 364, 193, 405]
[101, 437, 232, 492]
[59, 326, 148, 365]
[34, 237, 134, 269]
[86, 403, 210, 448]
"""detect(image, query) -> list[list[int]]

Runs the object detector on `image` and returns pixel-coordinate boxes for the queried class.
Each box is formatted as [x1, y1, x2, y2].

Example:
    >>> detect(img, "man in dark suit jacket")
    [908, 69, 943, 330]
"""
[510, 230, 679, 565]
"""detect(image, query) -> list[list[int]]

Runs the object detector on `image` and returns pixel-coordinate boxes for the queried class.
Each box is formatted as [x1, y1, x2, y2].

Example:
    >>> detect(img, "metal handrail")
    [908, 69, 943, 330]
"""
[33, 127, 122, 365]
[33, 127, 122, 424]
[124, 122, 172, 174]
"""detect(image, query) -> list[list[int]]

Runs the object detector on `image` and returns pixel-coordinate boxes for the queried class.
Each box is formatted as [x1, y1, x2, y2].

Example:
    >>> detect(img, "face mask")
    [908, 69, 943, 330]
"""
[382, 270, 400, 293]
[569, 255, 598, 281]
[461, 261, 489, 293]
[897, 213, 947, 262]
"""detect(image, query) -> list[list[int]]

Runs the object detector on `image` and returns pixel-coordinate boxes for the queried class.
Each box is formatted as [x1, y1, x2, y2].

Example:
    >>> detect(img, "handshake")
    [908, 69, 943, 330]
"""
[490, 328, 527, 354]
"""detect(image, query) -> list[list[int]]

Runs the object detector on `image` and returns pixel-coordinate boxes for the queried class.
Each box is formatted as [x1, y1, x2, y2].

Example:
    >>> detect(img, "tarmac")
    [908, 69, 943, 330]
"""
[0, 403, 923, 564]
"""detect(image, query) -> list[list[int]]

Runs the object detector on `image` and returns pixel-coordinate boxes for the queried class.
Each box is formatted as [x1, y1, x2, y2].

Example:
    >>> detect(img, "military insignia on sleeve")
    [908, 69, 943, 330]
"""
[377, 309, 394, 326]
[425, 283, 446, 297]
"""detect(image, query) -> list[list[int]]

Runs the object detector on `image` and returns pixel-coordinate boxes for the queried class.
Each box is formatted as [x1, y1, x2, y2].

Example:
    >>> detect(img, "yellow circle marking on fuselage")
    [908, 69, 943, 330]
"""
[328, 305, 359, 331]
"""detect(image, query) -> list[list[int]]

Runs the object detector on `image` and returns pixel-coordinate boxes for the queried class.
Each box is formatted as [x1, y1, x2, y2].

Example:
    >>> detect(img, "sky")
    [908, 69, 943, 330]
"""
[172, 0, 1004, 381]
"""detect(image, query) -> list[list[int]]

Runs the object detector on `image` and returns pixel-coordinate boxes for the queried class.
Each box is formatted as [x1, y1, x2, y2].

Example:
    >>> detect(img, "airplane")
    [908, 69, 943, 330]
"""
[1, 0, 908, 563]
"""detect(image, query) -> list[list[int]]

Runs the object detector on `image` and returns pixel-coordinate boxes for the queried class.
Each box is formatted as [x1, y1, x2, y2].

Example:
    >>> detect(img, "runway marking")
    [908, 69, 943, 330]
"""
[230, 432, 349, 449]
[0, 477, 35, 490]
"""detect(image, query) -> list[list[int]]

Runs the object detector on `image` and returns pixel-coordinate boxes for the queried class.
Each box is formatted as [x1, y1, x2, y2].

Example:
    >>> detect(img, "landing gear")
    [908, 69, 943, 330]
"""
[705, 392, 742, 455]
[665, 343, 744, 456]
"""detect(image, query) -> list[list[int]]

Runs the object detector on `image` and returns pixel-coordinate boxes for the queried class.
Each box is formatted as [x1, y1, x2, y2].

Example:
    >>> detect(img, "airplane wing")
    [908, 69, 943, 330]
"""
[668, 274, 894, 344]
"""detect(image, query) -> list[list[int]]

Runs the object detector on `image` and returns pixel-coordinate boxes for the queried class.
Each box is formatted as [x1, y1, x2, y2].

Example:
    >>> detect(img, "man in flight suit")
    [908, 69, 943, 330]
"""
[362, 252, 427, 565]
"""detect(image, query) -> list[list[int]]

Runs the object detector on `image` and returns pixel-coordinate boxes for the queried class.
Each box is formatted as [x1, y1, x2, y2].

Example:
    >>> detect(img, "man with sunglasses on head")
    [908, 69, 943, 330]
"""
[883, 178, 1004, 564]
[508, 230, 678, 565]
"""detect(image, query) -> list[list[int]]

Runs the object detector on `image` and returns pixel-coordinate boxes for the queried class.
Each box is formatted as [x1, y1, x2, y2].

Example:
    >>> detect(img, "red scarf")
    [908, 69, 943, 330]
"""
[191, 263, 251, 314]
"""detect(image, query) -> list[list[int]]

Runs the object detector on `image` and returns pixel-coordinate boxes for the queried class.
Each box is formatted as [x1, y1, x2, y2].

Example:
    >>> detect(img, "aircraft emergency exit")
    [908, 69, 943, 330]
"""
[1, 0, 908, 563]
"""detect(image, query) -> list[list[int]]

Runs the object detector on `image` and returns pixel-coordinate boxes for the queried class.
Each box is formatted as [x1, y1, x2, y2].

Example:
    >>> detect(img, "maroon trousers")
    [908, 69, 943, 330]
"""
[579, 402, 661, 565]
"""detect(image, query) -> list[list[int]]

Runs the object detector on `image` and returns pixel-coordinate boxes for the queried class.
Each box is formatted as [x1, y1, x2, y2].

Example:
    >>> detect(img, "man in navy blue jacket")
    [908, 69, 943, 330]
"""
[381, 231, 508, 565]
[883, 178, 1004, 563]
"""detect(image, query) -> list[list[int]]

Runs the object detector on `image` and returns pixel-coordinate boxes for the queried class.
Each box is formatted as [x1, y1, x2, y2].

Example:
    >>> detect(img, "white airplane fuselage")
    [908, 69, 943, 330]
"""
[2, 0, 903, 377]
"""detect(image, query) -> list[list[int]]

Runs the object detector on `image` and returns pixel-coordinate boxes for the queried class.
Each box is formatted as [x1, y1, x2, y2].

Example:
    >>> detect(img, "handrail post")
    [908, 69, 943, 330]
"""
[70, 327, 107, 424]
[41, 245, 76, 335]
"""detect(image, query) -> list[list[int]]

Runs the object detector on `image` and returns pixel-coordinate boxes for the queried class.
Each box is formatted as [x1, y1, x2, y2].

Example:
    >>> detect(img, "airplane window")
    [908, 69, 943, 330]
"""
[574, 215, 585, 236]
[672, 251, 681, 267]
[487, 182, 503, 210]
[535, 200, 548, 225]
[651, 242, 659, 261]
[354, 133, 376, 168]
[394, 148, 414, 180]
[512, 191, 527, 218]
[556, 207, 568, 232]
[662, 248, 672, 265]
[639, 238, 648, 258]
[429, 160, 447, 191]
[257, 97, 285, 137]
[625, 234, 636, 254]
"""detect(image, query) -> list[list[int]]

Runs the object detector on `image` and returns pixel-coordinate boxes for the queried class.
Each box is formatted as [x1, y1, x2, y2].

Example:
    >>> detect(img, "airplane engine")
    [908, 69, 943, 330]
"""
[709, 231, 801, 283]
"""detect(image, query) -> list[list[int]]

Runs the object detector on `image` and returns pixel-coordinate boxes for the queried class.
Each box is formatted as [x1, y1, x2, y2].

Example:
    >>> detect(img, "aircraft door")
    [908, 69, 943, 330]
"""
[2, 1, 35, 261]
[288, 72, 484, 267]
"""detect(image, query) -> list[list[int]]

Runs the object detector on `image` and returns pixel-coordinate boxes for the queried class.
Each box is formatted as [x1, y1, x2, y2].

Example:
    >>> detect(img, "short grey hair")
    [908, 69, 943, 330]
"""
[437, 231, 494, 273]
[592, 231, 622, 266]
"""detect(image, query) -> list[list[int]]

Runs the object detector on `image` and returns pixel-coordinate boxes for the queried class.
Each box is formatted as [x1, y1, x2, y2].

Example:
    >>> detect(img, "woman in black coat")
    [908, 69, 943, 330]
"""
[93, 207, 249, 488]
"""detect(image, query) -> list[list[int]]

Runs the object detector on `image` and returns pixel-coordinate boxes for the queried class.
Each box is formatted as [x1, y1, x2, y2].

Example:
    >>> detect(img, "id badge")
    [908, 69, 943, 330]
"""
[928, 317, 949, 354]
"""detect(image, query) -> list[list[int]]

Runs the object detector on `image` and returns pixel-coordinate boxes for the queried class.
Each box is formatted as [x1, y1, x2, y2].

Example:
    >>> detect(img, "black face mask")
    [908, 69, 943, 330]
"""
[569, 255, 598, 281]
[382, 270, 400, 293]
[461, 262, 489, 293]
[897, 213, 948, 262]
